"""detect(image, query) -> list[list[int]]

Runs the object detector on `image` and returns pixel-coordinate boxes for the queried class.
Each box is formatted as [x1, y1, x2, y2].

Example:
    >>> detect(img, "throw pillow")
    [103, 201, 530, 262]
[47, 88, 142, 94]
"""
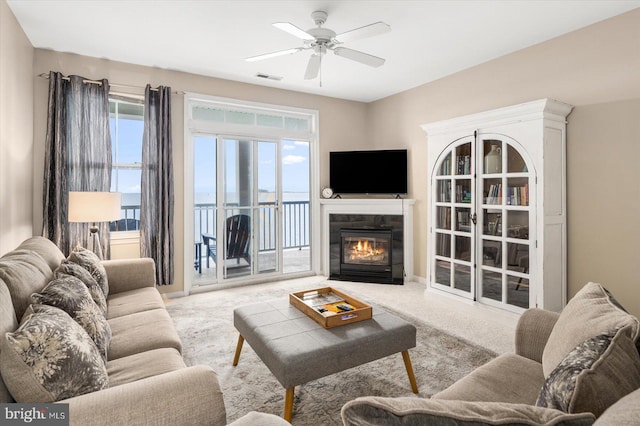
[54, 260, 107, 316]
[31, 275, 111, 361]
[0, 304, 108, 402]
[536, 325, 640, 418]
[68, 247, 109, 297]
[542, 282, 639, 377]
[341, 396, 596, 426]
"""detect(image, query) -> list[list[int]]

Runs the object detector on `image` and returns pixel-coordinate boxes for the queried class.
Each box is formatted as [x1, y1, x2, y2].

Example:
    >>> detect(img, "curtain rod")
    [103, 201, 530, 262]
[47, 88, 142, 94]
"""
[37, 73, 184, 95]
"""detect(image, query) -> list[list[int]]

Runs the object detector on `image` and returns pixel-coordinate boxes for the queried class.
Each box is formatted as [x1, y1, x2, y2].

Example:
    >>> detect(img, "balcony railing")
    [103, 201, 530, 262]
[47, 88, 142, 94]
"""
[112, 201, 310, 251]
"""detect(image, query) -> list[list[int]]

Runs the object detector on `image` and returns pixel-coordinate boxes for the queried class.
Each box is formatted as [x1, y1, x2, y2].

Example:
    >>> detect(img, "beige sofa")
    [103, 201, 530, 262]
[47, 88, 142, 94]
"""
[0, 236, 283, 426]
[342, 282, 640, 425]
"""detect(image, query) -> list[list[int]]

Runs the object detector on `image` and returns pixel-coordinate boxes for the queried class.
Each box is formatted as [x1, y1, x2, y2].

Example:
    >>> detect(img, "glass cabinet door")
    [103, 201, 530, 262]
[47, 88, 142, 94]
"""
[478, 136, 531, 310]
[431, 139, 475, 299]
[431, 134, 532, 311]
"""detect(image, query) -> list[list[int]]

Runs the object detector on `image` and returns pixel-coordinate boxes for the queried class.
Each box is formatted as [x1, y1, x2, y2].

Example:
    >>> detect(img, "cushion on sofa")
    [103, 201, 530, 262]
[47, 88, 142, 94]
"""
[55, 260, 107, 316]
[433, 353, 545, 405]
[106, 287, 165, 319]
[17, 236, 65, 272]
[107, 309, 182, 360]
[536, 325, 640, 418]
[0, 249, 52, 320]
[341, 396, 596, 426]
[107, 347, 186, 388]
[0, 304, 108, 402]
[542, 282, 640, 377]
[595, 388, 640, 425]
[31, 275, 112, 361]
[68, 247, 109, 297]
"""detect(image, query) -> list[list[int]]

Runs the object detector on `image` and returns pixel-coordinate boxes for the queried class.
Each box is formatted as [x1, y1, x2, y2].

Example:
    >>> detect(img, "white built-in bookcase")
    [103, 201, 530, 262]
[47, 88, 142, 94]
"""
[421, 99, 573, 313]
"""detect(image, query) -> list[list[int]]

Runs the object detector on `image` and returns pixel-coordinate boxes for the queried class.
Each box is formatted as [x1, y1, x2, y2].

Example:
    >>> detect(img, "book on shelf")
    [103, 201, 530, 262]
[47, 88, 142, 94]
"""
[457, 155, 471, 175]
[438, 207, 451, 229]
[506, 184, 529, 206]
[455, 184, 472, 203]
[485, 183, 502, 204]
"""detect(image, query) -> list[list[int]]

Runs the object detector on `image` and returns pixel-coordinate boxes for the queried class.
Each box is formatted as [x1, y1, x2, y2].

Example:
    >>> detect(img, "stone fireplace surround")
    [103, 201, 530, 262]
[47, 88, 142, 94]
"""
[320, 199, 415, 284]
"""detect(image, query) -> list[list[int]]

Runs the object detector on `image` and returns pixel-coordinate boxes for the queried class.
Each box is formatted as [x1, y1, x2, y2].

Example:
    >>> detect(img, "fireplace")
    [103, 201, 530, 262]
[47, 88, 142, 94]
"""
[329, 213, 404, 284]
[340, 228, 393, 282]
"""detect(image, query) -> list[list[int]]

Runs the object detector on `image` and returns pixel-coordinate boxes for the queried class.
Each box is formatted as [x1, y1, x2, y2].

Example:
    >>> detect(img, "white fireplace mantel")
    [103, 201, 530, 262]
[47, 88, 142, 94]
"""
[320, 198, 415, 280]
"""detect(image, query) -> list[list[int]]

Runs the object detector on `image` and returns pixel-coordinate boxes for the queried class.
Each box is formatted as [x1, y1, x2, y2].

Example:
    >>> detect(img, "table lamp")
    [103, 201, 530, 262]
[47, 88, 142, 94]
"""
[68, 191, 122, 259]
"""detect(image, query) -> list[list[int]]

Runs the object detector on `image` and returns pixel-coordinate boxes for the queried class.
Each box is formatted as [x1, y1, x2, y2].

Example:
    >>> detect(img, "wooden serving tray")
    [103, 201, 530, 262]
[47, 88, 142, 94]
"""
[290, 286, 372, 328]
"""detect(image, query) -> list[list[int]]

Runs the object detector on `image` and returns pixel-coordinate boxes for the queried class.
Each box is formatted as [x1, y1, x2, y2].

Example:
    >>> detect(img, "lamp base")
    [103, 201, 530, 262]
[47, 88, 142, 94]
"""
[89, 225, 104, 260]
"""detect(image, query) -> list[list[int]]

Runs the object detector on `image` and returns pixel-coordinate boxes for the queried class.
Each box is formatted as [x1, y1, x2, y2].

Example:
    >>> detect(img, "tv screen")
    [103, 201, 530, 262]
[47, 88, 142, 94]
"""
[330, 149, 408, 195]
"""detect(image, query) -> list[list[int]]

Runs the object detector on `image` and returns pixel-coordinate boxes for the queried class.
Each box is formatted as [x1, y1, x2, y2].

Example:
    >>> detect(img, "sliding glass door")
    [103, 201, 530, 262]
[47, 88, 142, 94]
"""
[222, 137, 279, 278]
[192, 134, 310, 286]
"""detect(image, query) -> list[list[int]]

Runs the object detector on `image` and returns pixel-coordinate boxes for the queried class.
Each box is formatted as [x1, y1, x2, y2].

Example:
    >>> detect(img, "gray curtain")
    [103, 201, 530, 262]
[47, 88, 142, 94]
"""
[140, 85, 174, 285]
[42, 72, 112, 257]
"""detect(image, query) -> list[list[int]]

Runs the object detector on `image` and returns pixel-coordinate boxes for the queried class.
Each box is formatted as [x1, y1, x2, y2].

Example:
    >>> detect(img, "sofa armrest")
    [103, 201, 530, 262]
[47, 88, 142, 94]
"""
[341, 396, 596, 426]
[62, 365, 225, 426]
[515, 308, 560, 363]
[101, 258, 156, 294]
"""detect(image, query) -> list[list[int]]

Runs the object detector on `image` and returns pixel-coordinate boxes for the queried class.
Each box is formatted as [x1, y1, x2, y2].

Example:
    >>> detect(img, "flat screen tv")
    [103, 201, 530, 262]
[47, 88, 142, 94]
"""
[330, 149, 408, 195]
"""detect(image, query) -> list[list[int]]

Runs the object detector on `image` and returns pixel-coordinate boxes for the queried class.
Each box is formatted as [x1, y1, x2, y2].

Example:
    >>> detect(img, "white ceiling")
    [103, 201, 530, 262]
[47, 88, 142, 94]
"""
[8, 0, 640, 102]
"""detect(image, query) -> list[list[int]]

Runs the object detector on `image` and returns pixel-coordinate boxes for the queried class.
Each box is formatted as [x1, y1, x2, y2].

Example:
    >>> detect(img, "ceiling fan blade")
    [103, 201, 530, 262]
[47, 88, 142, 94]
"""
[246, 47, 304, 62]
[273, 22, 315, 41]
[333, 47, 385, 67]
[304, 54, 321, 80]
[334, 21, 390, 43]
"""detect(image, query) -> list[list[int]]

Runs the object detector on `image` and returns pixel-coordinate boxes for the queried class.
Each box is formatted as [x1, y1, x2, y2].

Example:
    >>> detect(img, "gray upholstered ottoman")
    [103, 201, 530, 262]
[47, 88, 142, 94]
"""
[232, 297, 418, 421]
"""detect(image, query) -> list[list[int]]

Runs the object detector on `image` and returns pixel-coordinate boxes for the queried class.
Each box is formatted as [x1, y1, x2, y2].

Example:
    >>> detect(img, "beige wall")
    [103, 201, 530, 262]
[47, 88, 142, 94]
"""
[366, 8, 640, 315]
[567, 100, 640, 316]
[0, 0, 34, 255]
[31, 50, 369, 294]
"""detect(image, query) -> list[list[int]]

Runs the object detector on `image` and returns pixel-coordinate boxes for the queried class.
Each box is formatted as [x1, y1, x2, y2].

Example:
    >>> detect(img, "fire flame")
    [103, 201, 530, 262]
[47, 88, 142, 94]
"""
[350, 239, 384, 259]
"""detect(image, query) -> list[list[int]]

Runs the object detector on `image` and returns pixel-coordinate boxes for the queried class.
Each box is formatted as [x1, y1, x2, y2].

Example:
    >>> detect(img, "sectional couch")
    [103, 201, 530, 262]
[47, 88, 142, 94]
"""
[0, 236, 283, 426]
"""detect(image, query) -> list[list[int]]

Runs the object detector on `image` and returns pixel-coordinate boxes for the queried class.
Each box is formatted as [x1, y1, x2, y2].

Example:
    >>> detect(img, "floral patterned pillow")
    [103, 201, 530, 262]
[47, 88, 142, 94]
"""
[536, 325, 640, 417]
[54, 260, 107, 316]
[31, 275, 111, 361]
[68, 247, 109, 297]
[0, 304, 108, 402]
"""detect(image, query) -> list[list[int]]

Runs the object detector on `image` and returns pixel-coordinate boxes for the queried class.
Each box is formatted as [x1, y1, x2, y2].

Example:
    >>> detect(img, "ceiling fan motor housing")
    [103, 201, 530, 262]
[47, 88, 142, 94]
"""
[307, 27, 336, 45]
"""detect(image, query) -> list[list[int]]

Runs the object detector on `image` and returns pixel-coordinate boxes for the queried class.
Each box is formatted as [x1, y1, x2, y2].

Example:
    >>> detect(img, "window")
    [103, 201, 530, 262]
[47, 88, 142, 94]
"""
[109, 97, 144, 232]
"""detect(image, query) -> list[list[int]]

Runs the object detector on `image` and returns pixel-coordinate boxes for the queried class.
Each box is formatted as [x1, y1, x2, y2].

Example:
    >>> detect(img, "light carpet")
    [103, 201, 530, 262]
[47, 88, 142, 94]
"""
[166, 284, 497, 425]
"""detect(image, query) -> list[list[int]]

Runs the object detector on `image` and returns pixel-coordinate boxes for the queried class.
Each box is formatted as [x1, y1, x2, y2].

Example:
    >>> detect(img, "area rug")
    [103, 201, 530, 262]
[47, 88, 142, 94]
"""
[166, 286, 497, 425]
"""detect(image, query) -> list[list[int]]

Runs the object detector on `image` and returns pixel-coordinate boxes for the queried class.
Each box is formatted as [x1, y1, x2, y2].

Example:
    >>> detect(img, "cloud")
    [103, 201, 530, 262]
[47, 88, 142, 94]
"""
[283, 155, 306, 165]
[283, 144, 296, 151]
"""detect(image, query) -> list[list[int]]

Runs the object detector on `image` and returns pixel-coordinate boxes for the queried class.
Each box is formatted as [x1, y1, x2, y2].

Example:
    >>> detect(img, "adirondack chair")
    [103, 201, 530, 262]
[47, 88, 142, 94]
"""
[202, 214, 251, 268]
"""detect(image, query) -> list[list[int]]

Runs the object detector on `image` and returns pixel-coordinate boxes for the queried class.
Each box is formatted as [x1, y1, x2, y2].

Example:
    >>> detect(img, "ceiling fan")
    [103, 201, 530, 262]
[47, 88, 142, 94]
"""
[246, 10, 391, 80]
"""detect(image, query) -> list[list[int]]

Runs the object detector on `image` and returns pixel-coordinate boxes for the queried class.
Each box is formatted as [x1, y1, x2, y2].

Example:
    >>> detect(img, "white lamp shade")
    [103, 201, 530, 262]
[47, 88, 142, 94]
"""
[68, 192, 122, 223]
